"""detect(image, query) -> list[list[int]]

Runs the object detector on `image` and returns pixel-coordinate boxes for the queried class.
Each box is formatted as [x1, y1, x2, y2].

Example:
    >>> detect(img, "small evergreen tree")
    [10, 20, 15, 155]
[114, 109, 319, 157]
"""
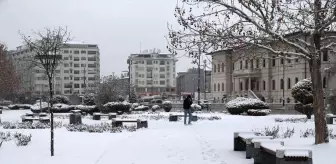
[291, 79, 313, 119]
[83, 93, 95, 105]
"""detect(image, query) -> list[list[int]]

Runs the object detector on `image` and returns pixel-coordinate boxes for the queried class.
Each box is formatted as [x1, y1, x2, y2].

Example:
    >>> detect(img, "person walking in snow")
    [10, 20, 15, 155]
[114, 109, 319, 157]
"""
[183, 95, 193, 125]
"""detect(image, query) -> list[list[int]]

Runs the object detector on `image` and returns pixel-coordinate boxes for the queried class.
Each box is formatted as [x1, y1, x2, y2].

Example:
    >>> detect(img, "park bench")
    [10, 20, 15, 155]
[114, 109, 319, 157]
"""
[69, 110, 82, 124]
[112, 118, 148, 129]
[253, 140, 284, 163]
[326, 114, 336, 124]
[22, 113, 50, 123]
[93, 113, 117, 120]
[169, 114, 198, 122]
[233, 132, 273, 158]
[259, 143, 312, 164]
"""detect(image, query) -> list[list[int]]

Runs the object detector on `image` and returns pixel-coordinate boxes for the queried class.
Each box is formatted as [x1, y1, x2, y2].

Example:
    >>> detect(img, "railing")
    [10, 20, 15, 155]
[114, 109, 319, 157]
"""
[233, 68, 261, 77]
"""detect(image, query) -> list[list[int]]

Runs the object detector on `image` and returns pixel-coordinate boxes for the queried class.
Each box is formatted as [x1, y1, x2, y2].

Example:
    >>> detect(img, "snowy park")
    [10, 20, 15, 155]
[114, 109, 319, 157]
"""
[1, 108, 336, 164]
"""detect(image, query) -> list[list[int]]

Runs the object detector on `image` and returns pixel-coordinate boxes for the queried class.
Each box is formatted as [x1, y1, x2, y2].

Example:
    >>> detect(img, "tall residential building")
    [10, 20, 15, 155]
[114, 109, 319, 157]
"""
[128, 51, 177, 97]
[176, 68, 211, 97]
[208, 32, 336, 103]
[9, 42, 100, 97]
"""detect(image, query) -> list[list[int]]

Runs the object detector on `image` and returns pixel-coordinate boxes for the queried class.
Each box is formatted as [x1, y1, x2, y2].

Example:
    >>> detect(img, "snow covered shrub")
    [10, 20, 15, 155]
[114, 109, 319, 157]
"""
[83, 93, 95, 105]
[191, 104, 202, 111]
[0, 132, 11, 141]
[151, 105, 161, 112]
[8, 104, 31, 110]
[133, 105, 150, 111]
[50, 95, 71, 105]
[253, 126, 295, 139]
[31, 102, 49, 113]
[131, 103, 140, 109]
[65, 123, 136, 133]
[13, 133, 32, 146]
[329, 95, 336, 115]
[0, 121, 63, 129]
[247, 109, 271, 116]
[102, 101, 131, 115]
[274, 117, 308, 123]
[75, 105, 99, 115]
[226, 97, 269, 115]
[208, 116, 222, 120]
[51, 103, 74, 113]
[162, 101, 172, 112]
[291, 79, 314, 119]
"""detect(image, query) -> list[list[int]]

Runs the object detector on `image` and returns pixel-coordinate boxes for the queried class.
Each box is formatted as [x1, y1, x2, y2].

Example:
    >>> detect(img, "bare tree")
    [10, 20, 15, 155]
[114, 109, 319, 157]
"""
[96, 76, 129, 105]
[21, 27, 71, 156]
[168, 0, 336, 144]
[0, 43, 20, 100]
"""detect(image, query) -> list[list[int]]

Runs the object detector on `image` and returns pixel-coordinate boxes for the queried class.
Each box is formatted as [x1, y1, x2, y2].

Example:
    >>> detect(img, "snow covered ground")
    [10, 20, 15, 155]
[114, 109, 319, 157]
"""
[1, 110, 336, 164]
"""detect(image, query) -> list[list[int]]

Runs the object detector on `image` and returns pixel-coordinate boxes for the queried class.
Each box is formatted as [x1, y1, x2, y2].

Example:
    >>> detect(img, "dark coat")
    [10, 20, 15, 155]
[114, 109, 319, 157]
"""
[183, 97, 192, 109]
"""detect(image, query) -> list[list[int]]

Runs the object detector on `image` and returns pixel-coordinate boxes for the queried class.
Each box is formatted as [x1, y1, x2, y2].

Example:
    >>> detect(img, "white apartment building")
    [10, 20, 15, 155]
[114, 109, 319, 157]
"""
[208, 32, 336, 103]
[128, 51, 177, 97]
[9, 42, 100, 97]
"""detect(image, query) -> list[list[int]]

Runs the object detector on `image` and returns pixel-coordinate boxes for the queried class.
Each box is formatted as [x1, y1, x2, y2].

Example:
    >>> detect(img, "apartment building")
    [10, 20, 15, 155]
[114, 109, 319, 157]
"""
[208, 32, 336, 103]
[9, 42, 100, 96]
[128, 51, 177, 97]
[176, 68, 211, 97]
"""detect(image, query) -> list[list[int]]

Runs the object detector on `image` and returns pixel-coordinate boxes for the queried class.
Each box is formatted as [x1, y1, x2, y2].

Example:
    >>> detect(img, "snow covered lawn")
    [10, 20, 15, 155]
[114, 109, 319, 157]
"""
[1, 110, 336, 164]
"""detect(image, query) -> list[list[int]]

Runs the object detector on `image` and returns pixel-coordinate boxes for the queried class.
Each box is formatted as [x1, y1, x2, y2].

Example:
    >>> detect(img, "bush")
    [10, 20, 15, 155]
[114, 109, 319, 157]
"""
[31, 102, 49, 113]
[253, 126, 295, 139]
[151, 105, 161, 112]
[75, 105, 99, 115]
[191, 104, 202, 111]
[1, 121, 63, 129]
[83, 93, 95, 105]
[225, 97, 269, 115]
[134, 105, 150, 111]
[291, 79, 314, 119]
[65, 123, 136, 133]
[50, 95, 71, 105]
[0, 131, 32, 147]
[162, 101, 172, 112]
[51, 103, 74, 113]
[8, 104, 31, 110]
[102, 101, 131, 115]
[247, 109, 271, 116]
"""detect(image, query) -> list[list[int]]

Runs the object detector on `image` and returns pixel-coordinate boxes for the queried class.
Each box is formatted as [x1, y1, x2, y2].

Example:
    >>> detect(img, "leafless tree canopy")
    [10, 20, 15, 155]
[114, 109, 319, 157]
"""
[0, 43, 20, 100]
[168, 0, 336, 144]
[96, 77, 130, 105]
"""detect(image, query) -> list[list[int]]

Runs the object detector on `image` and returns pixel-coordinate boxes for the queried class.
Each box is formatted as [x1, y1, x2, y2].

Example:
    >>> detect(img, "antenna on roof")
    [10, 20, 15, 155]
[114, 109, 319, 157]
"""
[140, 42, 142, 53]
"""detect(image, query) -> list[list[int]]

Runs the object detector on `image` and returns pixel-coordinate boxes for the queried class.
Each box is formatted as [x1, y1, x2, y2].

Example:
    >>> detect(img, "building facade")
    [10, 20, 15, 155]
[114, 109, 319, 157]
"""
[128, 51, 177, 97]
[9, 42, 100, 97]
[209, 34, 336, 103]
[176, 68, 211, 98]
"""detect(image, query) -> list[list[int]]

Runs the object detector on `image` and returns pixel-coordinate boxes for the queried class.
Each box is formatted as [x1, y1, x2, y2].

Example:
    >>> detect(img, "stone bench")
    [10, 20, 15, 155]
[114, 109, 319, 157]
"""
[233, 132, 273, 158]
[0, 109, 2, 114]
[169, 114, 198, 122]
[253, 140, 284, 164]
[22, 116, 50, 123]
[112, 119, 148, 129]
[93, 113, 117, 120]
[70, 110, 82, 124]
[326, 115, 336, 124]
[245, 136, 273, 159]
[260, 142, 312, 164]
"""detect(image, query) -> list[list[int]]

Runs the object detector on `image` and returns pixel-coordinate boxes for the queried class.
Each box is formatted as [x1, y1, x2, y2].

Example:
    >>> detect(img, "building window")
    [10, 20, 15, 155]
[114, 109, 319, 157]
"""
[272, 80, 276, 90]
[222, 83, 224, 91]
[214, 64, 216, 73]
[256, 81, 259, 91]
[81, 57, 86, 60]
[272, 56, 276, 67]
[214, 84, 216, 92]
[245, 79, 249, 90]
[263, 59, 266, 67]
[217, 64, 220, 72]
[222, 63, 224, 72]
[295, 77, 299, 84]
[295, 57, 299, 63]
[280, 79, 284, 89]
[263, 80, 266, 90]
[74, 57, 79, 61]
[256, 59, 259, 68]
[280, 58, 284, 64]
[239, 82, 243, 91]
[63, 50, 69, 54]
[240, 61, 243, 70]
[217, 83, 220, 92]
[74, 50, 79, 54]
[64, 70, 69, 73]
[287, 78, 291, 89]
[232, 63, 235, 70]
[74, 84, 80, 88]
[74, 64, 79, 68]
[74, 70, 80, 74]
[251, 60, 254, 68]
[160, 60, 165, 65]
[287, 55, 291, 63]
[87, 51, 97, 54]
[323, 50, 328, 61]
[147, 60, 153, 65]
[245, 60, 248, 69]
[323, 77, 327, 88]
[81, 51, 86, 54]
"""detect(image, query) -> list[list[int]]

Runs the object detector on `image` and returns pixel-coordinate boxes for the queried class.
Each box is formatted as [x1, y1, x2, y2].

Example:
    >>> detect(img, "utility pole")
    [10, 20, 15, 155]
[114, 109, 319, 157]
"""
[282, 56, 285, 107]
[203, 59, 207, 100]
[197, 43, 201, 105]
[128, 58, 131, 101]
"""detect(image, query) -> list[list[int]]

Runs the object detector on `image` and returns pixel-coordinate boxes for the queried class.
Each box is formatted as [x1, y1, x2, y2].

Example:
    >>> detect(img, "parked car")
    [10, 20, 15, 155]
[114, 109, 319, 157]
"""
[149, 99, 163, 109]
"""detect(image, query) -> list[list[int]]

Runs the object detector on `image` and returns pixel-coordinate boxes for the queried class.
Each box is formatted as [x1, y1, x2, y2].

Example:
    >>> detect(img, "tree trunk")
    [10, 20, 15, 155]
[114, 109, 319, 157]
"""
[306, 114, 311, 119]
[48, 77, 54, 156]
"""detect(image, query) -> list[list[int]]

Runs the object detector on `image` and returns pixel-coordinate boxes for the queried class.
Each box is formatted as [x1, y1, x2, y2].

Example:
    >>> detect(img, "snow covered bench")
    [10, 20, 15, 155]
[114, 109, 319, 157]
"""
[259, 142, 312, 164]
[253, 140, 284, 163]
[233, 132, 272, 151]
[22, 116, 50, 123]
[93, 113, 117, 120]
[112, 119, 148, 129]
[0, 109, 2, 114]
[168, 114, 198, 122]
[326, 115, 336, 124]
[245, 136, 273, 159]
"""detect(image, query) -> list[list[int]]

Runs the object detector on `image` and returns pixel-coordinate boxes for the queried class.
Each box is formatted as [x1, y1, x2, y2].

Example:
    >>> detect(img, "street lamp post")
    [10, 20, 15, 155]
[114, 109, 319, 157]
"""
[197, 43, 201, 105]
[282, 56, 285, 107]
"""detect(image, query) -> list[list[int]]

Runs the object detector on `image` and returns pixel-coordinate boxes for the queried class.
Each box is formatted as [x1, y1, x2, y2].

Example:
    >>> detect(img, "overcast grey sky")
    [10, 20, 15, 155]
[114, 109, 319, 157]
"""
[0, 0, 195, 76]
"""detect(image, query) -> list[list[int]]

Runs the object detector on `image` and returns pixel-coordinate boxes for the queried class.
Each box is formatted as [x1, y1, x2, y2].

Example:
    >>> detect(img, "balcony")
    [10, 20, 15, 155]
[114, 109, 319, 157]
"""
[233, 68, 261, 78]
